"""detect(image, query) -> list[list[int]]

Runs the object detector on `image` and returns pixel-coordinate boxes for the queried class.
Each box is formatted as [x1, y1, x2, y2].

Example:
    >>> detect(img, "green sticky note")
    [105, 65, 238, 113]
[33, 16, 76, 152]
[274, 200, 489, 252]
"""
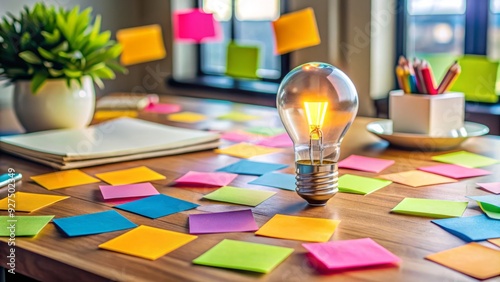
[203, 186, 276, 206]
[478, 202, 500, 220]
[0, 215, 54, 236]
[225, 42, 259, 79]
[391, 198, 467, 218]
[338, 174, 392, 195]
[192, 239, 293, 273]
[217, 112, 260, 122]
[245, 126, 286, 136]
[431, 151, 498, 168]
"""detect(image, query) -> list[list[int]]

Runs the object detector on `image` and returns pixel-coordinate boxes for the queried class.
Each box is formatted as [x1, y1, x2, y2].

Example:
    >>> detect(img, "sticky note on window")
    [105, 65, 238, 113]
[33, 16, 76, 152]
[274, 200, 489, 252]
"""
[378, 170, 456, 187]
[0, 215, 54, 237]
[272, 8, 320, 54]
[203, 186, 276, 206]
[95, 166, 166, 186]
[338, 174, 392, 195]
[431, 150, 498, 168]
[225, 42, 260, 79]
[31, 169, 100, 190]
[0, 192, 69, 212]
[391, 198, 468, 218]
[173, 9, 220, 43]
[117, 24, 166, 66]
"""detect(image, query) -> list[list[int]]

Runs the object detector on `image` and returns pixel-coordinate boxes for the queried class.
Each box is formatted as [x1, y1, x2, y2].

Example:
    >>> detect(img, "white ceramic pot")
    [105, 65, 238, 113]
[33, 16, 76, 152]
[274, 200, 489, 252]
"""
[13, 76, 95, 132]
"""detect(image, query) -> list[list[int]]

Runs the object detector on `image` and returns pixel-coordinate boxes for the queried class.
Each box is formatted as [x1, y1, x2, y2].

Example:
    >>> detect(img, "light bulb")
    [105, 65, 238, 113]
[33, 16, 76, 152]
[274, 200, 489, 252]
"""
[277, 62, 358, 206]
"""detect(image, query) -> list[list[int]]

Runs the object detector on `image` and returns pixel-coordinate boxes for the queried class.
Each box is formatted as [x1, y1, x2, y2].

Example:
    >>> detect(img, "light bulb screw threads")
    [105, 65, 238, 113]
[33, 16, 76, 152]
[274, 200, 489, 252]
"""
[295, 160, 338, 206]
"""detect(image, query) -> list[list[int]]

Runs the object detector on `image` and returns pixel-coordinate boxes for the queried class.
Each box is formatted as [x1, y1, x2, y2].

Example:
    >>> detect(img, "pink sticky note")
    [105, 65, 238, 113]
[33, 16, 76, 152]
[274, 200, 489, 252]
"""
[418, 164, 491, 179]
[303, 238, 400, 272]
[221, 131, 260, 143]
[174, 171, 238, 187]
[144, 103, 181, 114]
[256, 133, 293, 148]
[99, 183, 159, 204]
[189, 209, 258, 234]
[477, 182, 500, 194]
[338, 155, 395, 173]
[173, 9, 221, 43]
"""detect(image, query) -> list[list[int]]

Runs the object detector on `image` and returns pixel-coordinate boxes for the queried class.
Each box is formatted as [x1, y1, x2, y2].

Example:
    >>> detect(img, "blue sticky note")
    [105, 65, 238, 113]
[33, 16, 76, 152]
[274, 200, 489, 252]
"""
[467, 195, 500, 207]
[217, 160, 288, 176]
[53, 210, 137, 237]
[115, 194, 198, 219]
[249, 173, 296, 191]
[432, 214, 500, 242]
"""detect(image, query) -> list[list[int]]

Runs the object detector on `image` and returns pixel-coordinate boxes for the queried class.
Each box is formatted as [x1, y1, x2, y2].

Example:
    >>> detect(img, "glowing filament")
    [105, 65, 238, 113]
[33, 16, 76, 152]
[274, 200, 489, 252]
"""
[304, 101, 328, 140]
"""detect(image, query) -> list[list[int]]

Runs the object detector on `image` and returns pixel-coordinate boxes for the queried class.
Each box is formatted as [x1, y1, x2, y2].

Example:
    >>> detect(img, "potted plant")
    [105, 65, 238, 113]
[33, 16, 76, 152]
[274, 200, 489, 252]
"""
[0, 3, 126, 132]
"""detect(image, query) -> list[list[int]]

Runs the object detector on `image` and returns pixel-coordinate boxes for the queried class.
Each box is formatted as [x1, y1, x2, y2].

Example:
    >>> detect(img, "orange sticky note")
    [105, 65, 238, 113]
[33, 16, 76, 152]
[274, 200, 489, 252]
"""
[0, 192, 69, 212]
[255, 214, 340, 242]
[426, 243, 500, 280]
[272, 8, 320, 55]
[489, 238, 500, 247]
[95, 166, 166, 186]
[94, 110, 138, 120]
[167, 112, 207, 123]
[117, 24, 166, 66]
[215, 143, 282, 158]
[99, 225, 197, 260]
[378, 170, 457, 187]
[31, 169, 100, 190]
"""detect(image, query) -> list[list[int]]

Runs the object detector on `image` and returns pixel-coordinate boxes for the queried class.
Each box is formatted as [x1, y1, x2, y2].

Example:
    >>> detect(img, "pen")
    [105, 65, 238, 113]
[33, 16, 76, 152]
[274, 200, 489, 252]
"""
[0, 173, 22, 188]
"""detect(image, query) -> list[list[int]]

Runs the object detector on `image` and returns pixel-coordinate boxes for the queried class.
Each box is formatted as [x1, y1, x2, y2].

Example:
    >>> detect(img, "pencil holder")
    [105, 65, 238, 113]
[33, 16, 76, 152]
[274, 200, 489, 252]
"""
[389, 90, 465, 136]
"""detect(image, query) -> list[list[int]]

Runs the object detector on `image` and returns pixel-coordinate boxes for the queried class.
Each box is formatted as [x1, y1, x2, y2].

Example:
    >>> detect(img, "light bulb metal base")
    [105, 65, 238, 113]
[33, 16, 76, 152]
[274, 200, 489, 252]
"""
[295, 160, 338, 206]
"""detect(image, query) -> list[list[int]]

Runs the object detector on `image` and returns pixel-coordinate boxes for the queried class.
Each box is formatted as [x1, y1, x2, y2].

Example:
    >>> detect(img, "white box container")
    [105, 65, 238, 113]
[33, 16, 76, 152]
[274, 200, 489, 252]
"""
[389, 90, 465, 136]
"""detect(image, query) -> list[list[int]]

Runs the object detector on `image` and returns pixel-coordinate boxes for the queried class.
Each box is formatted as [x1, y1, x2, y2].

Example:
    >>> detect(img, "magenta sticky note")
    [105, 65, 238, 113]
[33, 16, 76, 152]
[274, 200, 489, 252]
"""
[221, 131, 260, 143]
[174, 171, 238, 187]
[338, 155, 395, 173]
[418, 164, 491, 179]
[173, 9, 221, 43]
[256, 133, 293, 148]
[189, 209, 258, 234]
[144, 103, 181, 114]
[303, 238, 400, 271]
[99, 183, 159, 204]
[477, 182, 500, 194]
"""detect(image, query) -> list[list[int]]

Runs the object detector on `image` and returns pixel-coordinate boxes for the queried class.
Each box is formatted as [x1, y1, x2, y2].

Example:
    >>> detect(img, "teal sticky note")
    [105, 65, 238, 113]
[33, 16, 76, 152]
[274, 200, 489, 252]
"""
[53, 210, 136, 237]
[116, 194, 198, 219]
[217, 160, 288, 176]
[249, 172, 296, 191]
[225, 42, 260, 79]
[338, 174, 392, 195]
[432, 214, 500, 242]
[0, 215, 54, 237]
[391, 198, 468, 218]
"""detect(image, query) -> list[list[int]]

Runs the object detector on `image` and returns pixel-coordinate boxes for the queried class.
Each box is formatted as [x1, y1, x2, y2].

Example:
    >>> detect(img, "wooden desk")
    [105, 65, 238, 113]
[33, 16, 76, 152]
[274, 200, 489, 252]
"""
[1, 96, 499, 281]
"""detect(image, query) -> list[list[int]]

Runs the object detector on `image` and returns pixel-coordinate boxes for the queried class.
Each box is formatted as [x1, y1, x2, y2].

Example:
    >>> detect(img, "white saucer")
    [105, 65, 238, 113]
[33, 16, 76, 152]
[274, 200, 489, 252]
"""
[366, 120, 489, 150]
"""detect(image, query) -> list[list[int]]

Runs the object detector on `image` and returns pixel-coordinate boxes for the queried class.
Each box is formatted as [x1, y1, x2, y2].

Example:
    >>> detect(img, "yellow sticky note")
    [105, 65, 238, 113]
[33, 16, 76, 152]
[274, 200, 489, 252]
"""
[117, 24, 166, 66]
[94, 110, 138, 120]
[426, 243, 500, 280]
[215, 143, 282, 158]
[272, 8, 321, 55]
[31, 169, 100, 190]
[489, 238, 500, 247]
[255, 214, 340, 242]
[99, 225, 197, 260]
[95, 166, 166, 186]
[378, 170, 457, 187]
[167, 112, 207, 123]
[217, 112, 260, 122]
[0, 192, 69, 212]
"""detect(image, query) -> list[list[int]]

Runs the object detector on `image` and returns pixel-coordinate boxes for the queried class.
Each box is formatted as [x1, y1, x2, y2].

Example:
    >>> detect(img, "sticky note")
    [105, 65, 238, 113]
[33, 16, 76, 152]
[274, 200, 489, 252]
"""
[255, 214, 340, 242]
[489, 238, 500, 247]
[338, 155, 395, 173]
[143, 103, 181, 114]
[99, 183, 159, 202]
[338, 174, 392, 195]
[189, 209, 258, 234]
[426, 243, 500, 280]
[467, 195, 500, 220]
[418, 164, 491, 179]
[303, 238, 400, 271]
[167, 112, 207, 123]
[249, 172, 296, 191]
[52, 210, 137, 237]
[93, 110, 138, 120]
[225, 43, 259, 79]
[217, 160, 288, 176]
[245, 126, 286, 136]
[467, 195, 500, 208]
[215, 143, 282, 158]
[0, 215, 54, 237]
[220, 131, 261, 143]
[95, 166, 166, 186]
[272, 8, 321, 54]
[192, 239, 293, 273]
[174, 171, 238, 187]
[378, 170, 457, 187]
[432, 214, 500, 242]
[31, 169, 100, 190]
[391, 198, 468, 218]
[431, 151, 498, 168]
[117, 24, 166, 66]
[203, 186, 276, 206]
[0, 192, 69, 212]
[115, 194, 198, 219]
[477, 182, 500, 194]
[217, 111, 260, 122]
[173, 9, 220, 42]
[255, 133, 294, 148]
[99, 225, 197, 260]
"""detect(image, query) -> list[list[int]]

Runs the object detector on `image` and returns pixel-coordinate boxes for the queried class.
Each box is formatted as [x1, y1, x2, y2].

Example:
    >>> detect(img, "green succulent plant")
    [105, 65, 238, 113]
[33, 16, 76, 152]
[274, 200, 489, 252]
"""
[0, 3, 127, 93]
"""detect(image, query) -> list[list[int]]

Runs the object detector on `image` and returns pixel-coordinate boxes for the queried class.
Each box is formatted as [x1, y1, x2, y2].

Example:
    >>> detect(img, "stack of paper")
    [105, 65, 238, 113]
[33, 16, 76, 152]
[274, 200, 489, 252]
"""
[0, 118, 220, 170]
